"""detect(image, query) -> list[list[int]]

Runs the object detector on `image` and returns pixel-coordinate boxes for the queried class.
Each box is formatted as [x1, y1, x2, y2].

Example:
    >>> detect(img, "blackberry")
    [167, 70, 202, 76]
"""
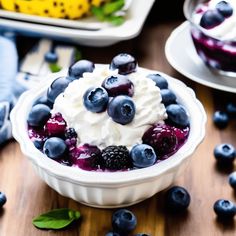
[65, 128, 77, 139]
[101, 146, 132, 170]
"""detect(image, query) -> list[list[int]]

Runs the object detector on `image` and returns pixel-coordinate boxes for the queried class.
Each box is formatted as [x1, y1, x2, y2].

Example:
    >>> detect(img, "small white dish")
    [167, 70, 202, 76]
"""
[0, 0, 155, 46]
[10, 65, 206, 208]
[165, 21, 236, 94]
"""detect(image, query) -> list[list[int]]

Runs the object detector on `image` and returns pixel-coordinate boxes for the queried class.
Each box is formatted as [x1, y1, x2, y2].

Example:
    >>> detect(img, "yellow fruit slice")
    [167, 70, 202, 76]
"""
[0, 0, 107, 19]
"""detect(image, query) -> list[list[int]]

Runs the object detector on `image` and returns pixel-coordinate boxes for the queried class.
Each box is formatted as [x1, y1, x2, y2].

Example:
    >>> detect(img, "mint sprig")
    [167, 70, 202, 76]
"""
[32, 208, 80, 230]
[91, 0, 125, 26]
[49, 63, 62, 73]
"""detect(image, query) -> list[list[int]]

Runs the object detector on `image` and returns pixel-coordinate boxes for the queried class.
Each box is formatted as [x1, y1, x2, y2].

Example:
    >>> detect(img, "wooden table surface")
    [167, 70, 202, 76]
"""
[1, 14, 236, 236]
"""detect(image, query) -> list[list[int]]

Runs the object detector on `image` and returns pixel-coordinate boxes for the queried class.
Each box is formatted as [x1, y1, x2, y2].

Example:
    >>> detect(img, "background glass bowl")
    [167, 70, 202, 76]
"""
[184, 0, 236, 77]
[10, 67, 206, 208]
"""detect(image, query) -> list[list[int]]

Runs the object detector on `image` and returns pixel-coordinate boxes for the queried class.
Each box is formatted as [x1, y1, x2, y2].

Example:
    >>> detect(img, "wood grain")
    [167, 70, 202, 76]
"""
[1, 20, 236, 236]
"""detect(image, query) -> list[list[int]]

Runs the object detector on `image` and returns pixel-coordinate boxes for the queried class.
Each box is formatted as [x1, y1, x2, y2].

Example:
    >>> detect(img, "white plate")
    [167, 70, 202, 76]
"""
[0, 0, 155, 46]
[165, 21, 236, 94]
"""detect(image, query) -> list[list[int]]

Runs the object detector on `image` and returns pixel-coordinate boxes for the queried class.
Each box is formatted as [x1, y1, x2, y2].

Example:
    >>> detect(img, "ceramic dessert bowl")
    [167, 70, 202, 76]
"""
[184, 0, 236, 77]
[10, 66, 206, 208]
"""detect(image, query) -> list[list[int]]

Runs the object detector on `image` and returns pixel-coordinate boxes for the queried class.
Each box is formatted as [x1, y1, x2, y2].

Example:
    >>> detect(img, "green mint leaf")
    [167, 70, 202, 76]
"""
[91, 6, 105, 21]
[49, 63, 62, 73]
[32, 208, 80, 230]
[74, 49, 82, 61]
[102, 0, 125, 15]
[106, 15, 125, 26]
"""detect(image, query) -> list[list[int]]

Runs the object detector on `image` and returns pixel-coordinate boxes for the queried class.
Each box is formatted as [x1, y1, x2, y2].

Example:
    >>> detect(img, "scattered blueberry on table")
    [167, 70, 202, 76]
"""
[228, 171, 236, 190]
[165, 186, 191, 212]
[112, 209, 137, 235]
[0, 192, 7, 208]
[214, 143, 236, 165]
[213, 199, 236, 219]
[213, 111, 229, 129]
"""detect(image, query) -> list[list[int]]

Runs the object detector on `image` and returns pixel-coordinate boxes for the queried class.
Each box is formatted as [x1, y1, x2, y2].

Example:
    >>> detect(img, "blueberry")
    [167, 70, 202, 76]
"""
[33, 139, 45, 150]
[146, 73, 168, 89]
[200, 10, 225, 29]
[34, 94, 53, 109]
[165, 186, 191, 212]
[47, 76, 72, 103]
[216, 1, 233, 18]
[43, 137, 67, 159]
[102, 75, 134, 97]
[110, 53, 137, 75]
[229, 172, 236, 189]
[213, 111, 229, 129]
[108, 95, 136, 125]
[68, 59, 95, 80]
[44, 51, 58, 64]
[130, 144, 157, 168]
[226, 102, 236, 118]
[161, 89, 177, 106]
[0, 192, 7, 207]
[83, 87, 109, 113]
[214, 143, 236, 165]
[112, 209, 137, 234]
[27, 104, 51, 127]
[214, 199, 236, 219]
[166, 104, 190, 128]
[105, 232, 120, 236]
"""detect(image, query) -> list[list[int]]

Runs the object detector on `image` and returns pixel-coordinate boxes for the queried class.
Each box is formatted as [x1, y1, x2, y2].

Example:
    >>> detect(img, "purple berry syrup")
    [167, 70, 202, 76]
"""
[28, 115, 189, 171]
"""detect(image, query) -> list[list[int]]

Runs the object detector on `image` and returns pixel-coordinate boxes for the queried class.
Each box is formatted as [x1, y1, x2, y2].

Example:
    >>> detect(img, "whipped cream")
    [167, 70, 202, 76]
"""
[193, 0, 236, 40]
[53, 66, 167, 149]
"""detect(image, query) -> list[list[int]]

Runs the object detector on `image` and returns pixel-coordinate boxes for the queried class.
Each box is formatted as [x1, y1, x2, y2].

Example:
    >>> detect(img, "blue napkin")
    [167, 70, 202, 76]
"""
[0, 35, 26, 145]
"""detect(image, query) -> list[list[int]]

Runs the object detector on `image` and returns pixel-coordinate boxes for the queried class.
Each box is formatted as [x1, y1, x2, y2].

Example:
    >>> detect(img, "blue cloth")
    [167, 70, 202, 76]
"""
[0, 35, 23, 145]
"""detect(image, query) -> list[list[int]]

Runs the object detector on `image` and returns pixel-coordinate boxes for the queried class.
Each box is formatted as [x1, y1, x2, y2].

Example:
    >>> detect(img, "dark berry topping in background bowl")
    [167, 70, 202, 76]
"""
[214, 199, 236, 219]
[83, 87, 109, 113]
[146, 73, 168, 89]
[216, 1, 233, 17]
[130, 144, 157, 168]
[200, 10, 225, 29]
[101, 146, 132, 170]
[110, 53, 137, 75]
[102, 75, 134, 97]
[165, 186, 191, 212]
[47, 76, 72, 103]
[112, 209, 137, 234]
[107, 95, 136, 125]
[27, 104, 51, 127]
[68, 59, 95, 80]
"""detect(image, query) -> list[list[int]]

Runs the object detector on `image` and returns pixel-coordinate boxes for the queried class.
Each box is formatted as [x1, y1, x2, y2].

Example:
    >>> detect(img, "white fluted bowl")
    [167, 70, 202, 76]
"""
[10, 66, 206, 208]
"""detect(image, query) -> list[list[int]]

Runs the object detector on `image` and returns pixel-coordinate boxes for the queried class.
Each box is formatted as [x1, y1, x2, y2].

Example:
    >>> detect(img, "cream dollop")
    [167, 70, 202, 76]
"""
[193, 0, 236, 40]
[53, 66, 167, 149]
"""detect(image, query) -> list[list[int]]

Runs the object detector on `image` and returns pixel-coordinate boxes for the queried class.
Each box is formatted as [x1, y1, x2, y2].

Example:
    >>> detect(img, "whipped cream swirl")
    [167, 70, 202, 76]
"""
[193, 0, 236, 40]
[53, 66, 167, 149]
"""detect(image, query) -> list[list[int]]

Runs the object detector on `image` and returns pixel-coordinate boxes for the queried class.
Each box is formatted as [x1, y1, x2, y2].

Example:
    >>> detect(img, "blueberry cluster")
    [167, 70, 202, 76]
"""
[106, 209, 151, 236]
[200, 1, 233, 29]
[27, 53, 190, 172]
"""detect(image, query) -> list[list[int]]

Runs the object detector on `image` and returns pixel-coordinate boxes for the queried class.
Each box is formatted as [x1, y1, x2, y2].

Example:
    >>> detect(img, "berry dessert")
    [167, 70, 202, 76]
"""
[189, 0, 236, 74]
[27, 53, 190, 172]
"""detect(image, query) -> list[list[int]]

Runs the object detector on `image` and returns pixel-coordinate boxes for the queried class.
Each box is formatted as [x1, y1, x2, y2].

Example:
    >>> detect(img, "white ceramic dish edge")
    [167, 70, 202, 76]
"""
[0, 0, 155, 46]
[10, 65, 206, 208]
